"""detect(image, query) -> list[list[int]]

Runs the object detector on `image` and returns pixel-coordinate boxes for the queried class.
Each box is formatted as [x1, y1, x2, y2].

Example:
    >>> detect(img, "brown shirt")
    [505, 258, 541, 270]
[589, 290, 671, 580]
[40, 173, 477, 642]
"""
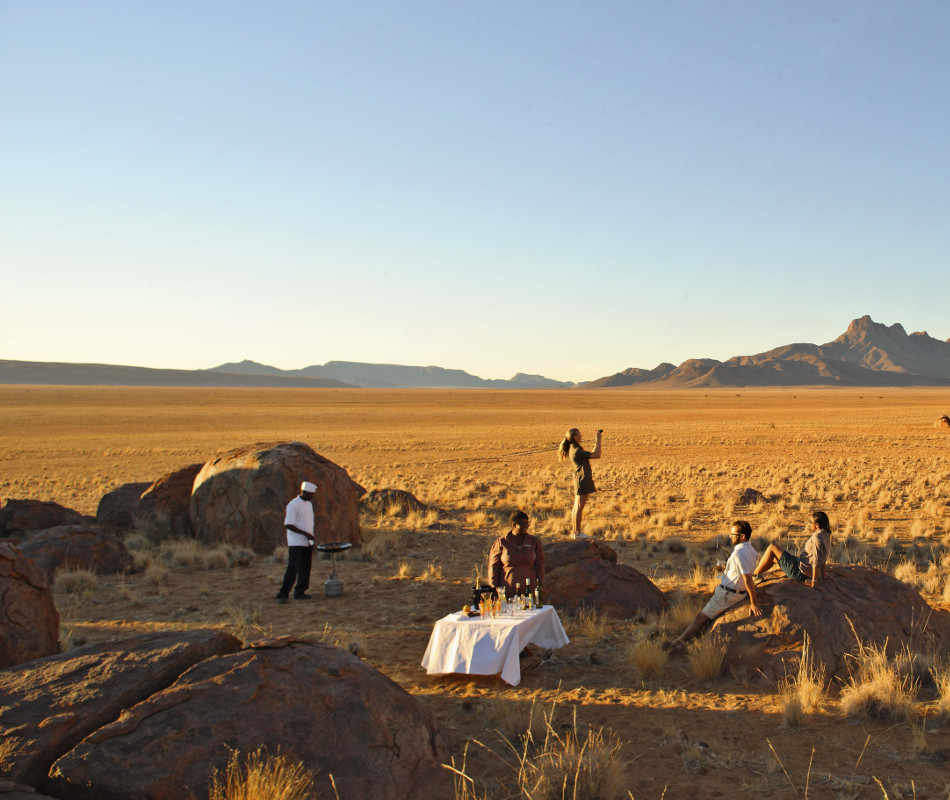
[489, 532, 545, 592]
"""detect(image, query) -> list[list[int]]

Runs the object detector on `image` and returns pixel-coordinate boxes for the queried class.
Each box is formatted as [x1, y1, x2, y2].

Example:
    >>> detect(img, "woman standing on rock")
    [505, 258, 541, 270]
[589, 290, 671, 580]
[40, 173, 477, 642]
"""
[558, 427, 602, 539]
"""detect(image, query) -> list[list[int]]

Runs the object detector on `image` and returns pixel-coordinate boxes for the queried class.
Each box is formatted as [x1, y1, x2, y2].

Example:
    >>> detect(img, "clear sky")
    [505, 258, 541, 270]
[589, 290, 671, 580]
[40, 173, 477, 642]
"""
[2, 1, 949, 383]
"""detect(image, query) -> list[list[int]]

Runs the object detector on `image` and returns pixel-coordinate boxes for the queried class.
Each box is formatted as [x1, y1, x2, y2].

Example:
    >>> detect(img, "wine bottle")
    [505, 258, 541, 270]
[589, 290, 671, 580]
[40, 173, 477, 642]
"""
[534, 583, 543, 608]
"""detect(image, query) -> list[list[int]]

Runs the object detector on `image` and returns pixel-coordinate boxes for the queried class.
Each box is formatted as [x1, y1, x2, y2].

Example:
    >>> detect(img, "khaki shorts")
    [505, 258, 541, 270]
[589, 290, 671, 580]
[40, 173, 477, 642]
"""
[702, 584, 747, 619]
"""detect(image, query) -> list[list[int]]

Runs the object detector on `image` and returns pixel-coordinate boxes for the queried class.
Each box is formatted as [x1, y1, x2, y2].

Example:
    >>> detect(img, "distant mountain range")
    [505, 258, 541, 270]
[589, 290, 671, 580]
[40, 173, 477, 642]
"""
[208, 360, 574, 389]
[3, 317, 949, 388]
[0, 360, 352, 388]
[0, 358, 573, 389]
[586, 316, 950, 388]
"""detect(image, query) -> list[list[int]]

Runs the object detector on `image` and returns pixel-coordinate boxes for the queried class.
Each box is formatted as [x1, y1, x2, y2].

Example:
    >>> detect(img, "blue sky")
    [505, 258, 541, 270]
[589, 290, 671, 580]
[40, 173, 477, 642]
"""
[2, 1, 949, 382]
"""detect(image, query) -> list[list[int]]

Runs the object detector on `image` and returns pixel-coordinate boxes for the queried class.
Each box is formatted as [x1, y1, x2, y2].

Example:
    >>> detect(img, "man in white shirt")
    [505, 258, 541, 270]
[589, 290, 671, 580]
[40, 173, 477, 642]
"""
[276, 481, 317, 604]
[668, 520, 762, 651]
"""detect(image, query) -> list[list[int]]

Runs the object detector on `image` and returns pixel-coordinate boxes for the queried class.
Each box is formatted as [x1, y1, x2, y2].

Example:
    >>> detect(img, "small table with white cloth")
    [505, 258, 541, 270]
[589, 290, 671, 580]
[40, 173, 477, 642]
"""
[421, 605, 570, 686]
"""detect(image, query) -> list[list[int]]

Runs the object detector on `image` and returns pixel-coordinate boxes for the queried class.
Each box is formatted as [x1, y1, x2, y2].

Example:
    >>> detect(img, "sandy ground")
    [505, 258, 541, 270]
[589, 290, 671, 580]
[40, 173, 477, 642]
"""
[3, 386, 950, 799]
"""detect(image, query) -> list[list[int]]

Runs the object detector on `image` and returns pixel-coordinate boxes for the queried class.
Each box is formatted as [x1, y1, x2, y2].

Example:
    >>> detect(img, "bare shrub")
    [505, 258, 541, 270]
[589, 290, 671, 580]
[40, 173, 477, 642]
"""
[208, 747, 314, 800]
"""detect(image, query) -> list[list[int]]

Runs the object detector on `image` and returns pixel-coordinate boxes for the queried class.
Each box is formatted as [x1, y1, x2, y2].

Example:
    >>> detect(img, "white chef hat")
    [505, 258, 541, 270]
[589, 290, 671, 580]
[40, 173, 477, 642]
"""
[301, 481, 317, 493]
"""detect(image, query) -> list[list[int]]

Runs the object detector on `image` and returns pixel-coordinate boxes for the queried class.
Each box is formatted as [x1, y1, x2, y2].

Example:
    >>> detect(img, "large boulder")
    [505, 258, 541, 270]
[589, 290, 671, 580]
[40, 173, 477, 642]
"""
[0, 500, 88, 537]
[360, 488, 428, 516]
[546, 557, 667, 619]
[712, 565, 950, 684]
[0, 543, 59, 669]
[190, 442, 361, 553]
[544, 538, 618, 572]
[0, 629, 241, 789]
[18, 525, 133, 579]
[95, 482, 150, 531]
[49, 639, 450, 800]
[132, 463, 202, 541]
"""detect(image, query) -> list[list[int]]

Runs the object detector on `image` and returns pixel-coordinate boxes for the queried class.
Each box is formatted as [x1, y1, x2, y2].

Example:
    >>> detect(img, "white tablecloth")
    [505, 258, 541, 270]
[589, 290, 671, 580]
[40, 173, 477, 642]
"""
[421, 605, 569, 686]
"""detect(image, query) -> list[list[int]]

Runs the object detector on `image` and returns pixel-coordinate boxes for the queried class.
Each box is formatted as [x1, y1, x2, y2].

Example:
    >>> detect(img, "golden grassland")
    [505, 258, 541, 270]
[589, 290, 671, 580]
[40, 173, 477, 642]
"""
[4, 386, 950, 799]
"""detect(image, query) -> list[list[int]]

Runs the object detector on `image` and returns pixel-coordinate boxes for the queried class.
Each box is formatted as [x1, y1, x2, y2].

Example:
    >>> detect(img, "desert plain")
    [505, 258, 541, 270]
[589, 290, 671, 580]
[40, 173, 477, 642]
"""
[3, 385, 950, 799]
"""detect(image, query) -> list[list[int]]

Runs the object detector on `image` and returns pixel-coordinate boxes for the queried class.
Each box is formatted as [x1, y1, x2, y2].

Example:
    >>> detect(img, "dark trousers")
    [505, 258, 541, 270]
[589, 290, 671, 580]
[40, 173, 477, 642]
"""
[278, 546, 313, 598]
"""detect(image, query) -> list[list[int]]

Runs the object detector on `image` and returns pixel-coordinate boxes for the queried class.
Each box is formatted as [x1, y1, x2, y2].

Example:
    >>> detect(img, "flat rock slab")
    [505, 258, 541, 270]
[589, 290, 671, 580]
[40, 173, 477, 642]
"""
[18, 526, 134, 579]
[0, 629, 241, 788]
[546, 558, 667, 619]
[712, 564, 950, 684]
[50, 639, 450, 800]
[0, 542, 58, 669]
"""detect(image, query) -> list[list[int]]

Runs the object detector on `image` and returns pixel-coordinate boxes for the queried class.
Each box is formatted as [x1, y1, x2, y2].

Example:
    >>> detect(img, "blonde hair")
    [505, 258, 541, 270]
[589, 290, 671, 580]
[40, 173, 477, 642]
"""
[557, 428, 580, 461]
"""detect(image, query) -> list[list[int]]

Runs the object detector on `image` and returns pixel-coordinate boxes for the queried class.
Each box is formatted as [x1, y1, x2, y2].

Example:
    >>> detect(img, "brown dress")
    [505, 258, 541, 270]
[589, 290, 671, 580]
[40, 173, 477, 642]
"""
[488, 532, 545, 594]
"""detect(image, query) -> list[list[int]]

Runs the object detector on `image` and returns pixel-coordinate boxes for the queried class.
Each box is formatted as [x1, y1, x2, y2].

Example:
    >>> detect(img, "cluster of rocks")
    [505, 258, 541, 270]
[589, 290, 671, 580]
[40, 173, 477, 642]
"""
[0, 442, 366, 572]
[0, 631, 449, 800]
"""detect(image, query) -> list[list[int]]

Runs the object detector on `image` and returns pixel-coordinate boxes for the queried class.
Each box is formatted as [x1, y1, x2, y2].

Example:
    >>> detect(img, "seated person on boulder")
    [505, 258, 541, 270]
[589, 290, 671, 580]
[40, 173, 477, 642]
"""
[752, 510, 831, 588]
[489, 510, 545, 598]
[668, 520, 762, 652]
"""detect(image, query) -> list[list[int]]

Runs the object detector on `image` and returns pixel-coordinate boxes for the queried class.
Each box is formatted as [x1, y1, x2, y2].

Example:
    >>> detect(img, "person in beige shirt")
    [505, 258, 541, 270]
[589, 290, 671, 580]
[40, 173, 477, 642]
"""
[752, 510, 832, 588]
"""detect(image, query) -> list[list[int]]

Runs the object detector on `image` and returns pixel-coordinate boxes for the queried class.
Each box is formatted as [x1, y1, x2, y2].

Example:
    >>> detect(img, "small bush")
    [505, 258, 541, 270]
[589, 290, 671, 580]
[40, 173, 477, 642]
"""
[208, 747, 314, 800]
[573, 606, 608, 645]
[145, 562, 168, 586]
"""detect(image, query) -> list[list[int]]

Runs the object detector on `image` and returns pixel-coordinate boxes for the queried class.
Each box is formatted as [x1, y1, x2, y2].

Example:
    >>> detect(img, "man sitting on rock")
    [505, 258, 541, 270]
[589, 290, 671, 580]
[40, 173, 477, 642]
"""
[668, 520, 762, 652]
[752, 510, 832, 589]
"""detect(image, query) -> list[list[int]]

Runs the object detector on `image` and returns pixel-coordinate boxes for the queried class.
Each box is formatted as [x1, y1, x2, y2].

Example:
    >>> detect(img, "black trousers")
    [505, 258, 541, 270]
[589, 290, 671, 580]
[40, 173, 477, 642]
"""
[278, 546, 313, 598]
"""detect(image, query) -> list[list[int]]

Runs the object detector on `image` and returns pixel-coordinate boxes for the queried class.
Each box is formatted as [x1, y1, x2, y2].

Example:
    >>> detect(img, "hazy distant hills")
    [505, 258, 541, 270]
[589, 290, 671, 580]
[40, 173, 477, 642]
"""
[586, 316, 950, 388]
[210, 360, 575, 389]
[5, 316, 949, 389]
[0, 358, 573, 389]
[0, 360, 353, 388]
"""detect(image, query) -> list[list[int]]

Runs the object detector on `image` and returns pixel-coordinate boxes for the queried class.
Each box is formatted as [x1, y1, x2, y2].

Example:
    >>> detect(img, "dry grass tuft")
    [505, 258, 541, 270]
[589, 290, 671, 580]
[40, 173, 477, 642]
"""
[487, 696, 548, 744]
[363, 529, 398, 559]
[519, 711, 626, 800]
[54, 567, 99, 595]
[624, 636, 668, 680]
[778, 634, 825, 727]
[208, 747, 314, 800]
[572, 606, 609, 645]
[687, 634, 725, 681]
[839, 639, 918, 722]
[419, 562, 443, 581]
[930, 661, 950, 718]
[145, 562, 168, 586]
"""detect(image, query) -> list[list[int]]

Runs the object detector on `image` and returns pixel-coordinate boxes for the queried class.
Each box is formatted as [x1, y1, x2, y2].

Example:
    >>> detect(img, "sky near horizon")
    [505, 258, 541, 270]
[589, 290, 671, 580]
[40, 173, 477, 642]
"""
[2, 1, 949, 383]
